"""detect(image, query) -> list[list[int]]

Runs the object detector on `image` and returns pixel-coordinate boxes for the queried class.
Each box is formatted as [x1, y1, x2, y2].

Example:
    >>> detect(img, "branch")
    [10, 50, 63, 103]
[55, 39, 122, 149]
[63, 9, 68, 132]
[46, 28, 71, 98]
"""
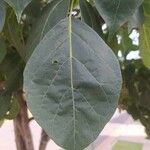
[39, 129, 50, 150]
[13, 89, 34, 150]
[28, 117, 34, 123]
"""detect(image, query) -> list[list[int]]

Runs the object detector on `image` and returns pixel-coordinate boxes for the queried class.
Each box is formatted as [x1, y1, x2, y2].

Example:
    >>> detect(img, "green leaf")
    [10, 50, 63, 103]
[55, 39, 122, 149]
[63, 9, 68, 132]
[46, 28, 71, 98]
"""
[0, 0, 6, 32]
[128, 6, 144, 33]
[4, 0, 32, 21]
[0, 91, 11, 119]
[79, 0, 104, 37]
[0, 51, 23, 118]
[25, 0, 70, 61]
[94, 0, 143, 36]
[0, 38, 7, 63]
[23, 0, 42, 25]
[107, 34, 119, 54]
[118, 27, 138, 56]
[139, 0, 150, 69]
[139, 90, 150, 110]
[0, 50, 23, 92]
[48, 0, 54, 3]
[24, 18, 122, 150]
[3, 7, 25, 59]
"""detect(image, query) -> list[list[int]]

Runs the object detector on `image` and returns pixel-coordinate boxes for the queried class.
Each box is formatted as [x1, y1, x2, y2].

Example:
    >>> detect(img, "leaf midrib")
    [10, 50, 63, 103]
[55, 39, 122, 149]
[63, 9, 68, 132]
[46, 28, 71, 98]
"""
[69, 23, 76, 150]
[68, 0, 76, 148]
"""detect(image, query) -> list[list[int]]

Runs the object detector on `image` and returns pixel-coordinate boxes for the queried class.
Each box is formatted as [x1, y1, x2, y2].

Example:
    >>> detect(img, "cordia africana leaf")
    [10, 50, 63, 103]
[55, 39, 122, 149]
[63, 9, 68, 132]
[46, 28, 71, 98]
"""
[95, 0, 143, 37]
[0, 91, 11, 119]
[0, 51, 23, 118]
[79, 0, 104, 37]
[5, 97, 20, 120]
[128, 6, 144, 33]
[140, 0, 150, 69]
[0, 0, 6, 32]
[25, 0, 70, 61]
[4, 0, 32, 21]
[24, 18, 122, 150]
[0, 39, 7, 63]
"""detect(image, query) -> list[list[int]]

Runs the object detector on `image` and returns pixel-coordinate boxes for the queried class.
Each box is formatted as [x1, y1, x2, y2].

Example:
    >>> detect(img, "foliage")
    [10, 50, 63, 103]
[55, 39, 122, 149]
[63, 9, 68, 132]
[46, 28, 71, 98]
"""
[140, 0, 150, 69]
[0, 0, 150, 149]
[119, 61, 150, 139]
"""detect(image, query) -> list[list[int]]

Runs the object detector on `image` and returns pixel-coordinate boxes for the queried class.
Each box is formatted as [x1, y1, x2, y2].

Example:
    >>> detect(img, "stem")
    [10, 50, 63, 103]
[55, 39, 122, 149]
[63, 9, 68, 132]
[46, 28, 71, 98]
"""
[13, 119, 26, 150]
[70, 0, 75, 17]
[13, 90, 34, 150]
[39, 129, 50, 150]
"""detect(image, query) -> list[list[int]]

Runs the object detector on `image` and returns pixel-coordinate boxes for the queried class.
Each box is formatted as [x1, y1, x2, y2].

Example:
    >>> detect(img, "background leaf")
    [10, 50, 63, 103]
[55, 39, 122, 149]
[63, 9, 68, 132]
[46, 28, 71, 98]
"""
[5, 96, 20, 119]
[0, 0, 6, 32]
[0, 91, 11, 119]
[24, 18, 122, 150]
[4, 0, 32, 21]
[0, 50, 23, 118]
[128, 6, 144, 33]
[0, 38, 7, 63]
[23, 0, 42, 25]
[139, 0, 150, 69]
[79, 0, 104, 37]
[3, 7, 25, 60]
[25, 0, 70, 61]
[118, 27, 138, 56]
[94, 0, 143, 36]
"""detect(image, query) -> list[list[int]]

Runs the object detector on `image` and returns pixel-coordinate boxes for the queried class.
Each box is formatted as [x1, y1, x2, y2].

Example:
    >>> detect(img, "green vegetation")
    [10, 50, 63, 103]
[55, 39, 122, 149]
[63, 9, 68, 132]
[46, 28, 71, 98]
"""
[0, 0, 150, 150]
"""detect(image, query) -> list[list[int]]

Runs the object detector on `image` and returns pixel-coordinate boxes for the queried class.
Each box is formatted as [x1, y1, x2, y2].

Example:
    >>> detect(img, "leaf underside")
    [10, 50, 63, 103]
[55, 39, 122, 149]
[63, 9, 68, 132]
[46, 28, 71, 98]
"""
[25, 0, 70, 61]
[24, 18, 122, 150]
[79, 0, 103, 37]
[4, 0, 32, 21]
[128, 6, 144, 33]
[0, 39, 7, 63]
[95, 0, 143, 36]
[0, 0, 6, 32]
[0, 51, 23, 119]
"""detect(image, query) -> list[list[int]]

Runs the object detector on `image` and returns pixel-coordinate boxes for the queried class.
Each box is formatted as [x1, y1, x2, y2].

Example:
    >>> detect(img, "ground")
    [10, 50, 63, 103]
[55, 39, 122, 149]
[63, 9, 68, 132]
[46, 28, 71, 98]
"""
[0, 109, 150, 150]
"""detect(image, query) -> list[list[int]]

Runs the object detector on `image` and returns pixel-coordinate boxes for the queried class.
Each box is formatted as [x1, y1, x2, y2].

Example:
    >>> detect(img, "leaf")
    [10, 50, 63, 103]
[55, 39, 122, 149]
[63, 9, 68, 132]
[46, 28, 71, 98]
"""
[79, 0, 104, 37]
[4, 0, 32, 21]
[24, 18, 122, 150]
[0, 91, 11, 119]
[107, 34, 119, 54]
[139, 0, 150, 69]
[25, 0, 70, 61]
[48, 0, 54, 3]
[3, 7, 25, 59]
[0, 50, 23, 92]
[128, 6, 144, 33]
[0, 0, 6, 32]
[0, 51, 23, 118]
[94, 0, 143, 36]
[23, 0, 42, 25]
[118, 27, 138, 56]
[0, 38, 7, 63]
